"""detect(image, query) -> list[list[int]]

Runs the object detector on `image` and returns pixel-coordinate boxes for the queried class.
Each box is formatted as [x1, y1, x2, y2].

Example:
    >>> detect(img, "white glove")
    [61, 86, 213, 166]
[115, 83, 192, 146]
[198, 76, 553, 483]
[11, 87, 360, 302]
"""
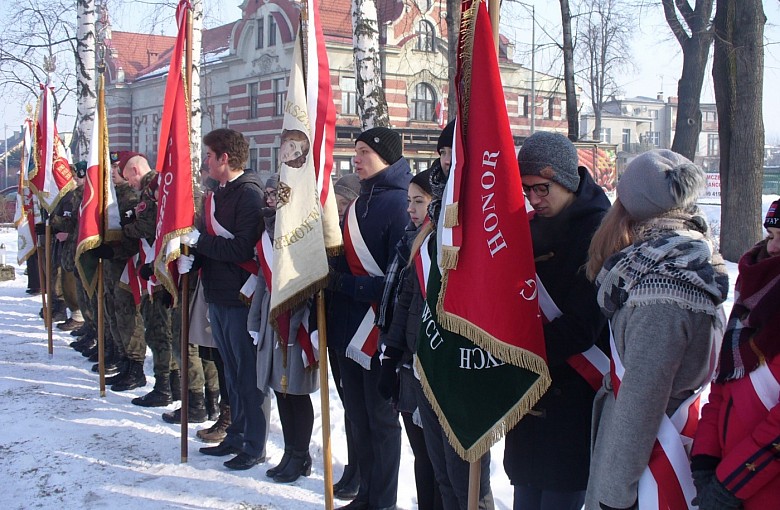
[177, 254, 194, 274]
[181, 228, 201, 248]
[249, 331, 260, 346]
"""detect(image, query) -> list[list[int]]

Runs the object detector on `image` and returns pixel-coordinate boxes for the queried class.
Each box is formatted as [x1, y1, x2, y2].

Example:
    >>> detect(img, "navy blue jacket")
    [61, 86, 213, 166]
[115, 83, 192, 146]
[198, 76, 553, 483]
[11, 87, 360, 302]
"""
[197, 172, 264, 307]
[327, 158, 412, 355]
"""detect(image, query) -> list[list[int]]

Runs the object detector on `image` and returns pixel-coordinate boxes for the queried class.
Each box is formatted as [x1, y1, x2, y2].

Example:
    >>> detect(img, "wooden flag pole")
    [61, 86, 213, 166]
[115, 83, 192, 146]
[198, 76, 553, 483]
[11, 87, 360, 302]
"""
[179, 4, 194, 465]
[45, 220, 53, 357]
[97, 259, 106, 396]
[317, 289, 334, 510]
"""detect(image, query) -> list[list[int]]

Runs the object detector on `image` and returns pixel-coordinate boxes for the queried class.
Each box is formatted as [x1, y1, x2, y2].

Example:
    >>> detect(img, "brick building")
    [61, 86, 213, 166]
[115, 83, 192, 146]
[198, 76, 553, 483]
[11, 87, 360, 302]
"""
[102, 0, 570, 177]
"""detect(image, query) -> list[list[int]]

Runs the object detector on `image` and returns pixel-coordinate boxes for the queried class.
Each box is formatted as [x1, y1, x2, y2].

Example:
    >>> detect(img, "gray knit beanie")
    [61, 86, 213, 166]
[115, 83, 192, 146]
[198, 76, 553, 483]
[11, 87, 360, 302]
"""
[334, 173, 361, 201]
[617, 149, 705, 222]
[356, 127, 403, 165]
[517, 131, 580, 192]
[265, 174, 279, 189]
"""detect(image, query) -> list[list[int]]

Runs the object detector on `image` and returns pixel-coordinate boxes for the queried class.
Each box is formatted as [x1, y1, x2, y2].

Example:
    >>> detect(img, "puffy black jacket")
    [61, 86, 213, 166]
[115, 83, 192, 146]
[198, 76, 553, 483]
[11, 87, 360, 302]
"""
[197, 172, 264, 307]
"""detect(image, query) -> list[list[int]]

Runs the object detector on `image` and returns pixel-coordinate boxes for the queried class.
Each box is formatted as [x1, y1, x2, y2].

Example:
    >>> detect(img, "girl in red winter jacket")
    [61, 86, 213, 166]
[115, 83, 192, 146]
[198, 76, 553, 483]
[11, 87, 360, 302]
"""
[691, 199, 780, 509]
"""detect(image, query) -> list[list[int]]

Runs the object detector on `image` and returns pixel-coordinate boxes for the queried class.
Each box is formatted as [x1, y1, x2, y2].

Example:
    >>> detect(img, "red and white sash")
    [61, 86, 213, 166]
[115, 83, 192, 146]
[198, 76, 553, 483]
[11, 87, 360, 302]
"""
[343, 200, 384, 369]
[119, 254, 144, 306]
[205, 191, 260, 299]
[536, 278, 609, 390]
[256, 231, 317, 368]
[610, 325, 713, 510]
[747, 362, 780, 412]
[139, 238, 159, 296]
[414, 233, 432, 300]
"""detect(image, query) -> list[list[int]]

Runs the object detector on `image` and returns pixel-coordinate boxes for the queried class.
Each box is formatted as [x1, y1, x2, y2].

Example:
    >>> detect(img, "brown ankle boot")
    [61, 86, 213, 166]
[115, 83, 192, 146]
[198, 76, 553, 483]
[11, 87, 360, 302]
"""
[196, 404, 230, 443]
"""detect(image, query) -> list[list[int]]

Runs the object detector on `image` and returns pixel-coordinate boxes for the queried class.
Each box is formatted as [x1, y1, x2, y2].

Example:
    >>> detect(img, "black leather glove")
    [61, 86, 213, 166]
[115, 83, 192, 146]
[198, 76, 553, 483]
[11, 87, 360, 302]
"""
[34, 223, 46, 236]
[694, 477, 742, 510]
[377, 346, 404, 401]
[92, 244, 114, 259]
[119, 209, 136, 227]
[138, 263, 154, 280]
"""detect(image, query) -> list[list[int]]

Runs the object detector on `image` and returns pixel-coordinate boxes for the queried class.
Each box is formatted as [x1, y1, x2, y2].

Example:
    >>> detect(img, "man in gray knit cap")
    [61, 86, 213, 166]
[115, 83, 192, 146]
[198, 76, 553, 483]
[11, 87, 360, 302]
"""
[505, 130, 611, 509]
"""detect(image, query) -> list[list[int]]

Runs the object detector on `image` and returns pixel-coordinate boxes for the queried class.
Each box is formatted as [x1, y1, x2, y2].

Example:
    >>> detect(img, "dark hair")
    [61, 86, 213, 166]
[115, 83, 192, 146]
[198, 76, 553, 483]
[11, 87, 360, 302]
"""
[280, 129, 311, 169]
[203, 128, 249, 170]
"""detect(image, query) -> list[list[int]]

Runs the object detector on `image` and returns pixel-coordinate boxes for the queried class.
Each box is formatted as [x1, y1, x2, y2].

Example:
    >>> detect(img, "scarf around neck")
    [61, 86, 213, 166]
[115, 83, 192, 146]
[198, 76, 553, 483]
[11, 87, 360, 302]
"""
[716, 240, 780, 382]
[595, 211, 729, 320]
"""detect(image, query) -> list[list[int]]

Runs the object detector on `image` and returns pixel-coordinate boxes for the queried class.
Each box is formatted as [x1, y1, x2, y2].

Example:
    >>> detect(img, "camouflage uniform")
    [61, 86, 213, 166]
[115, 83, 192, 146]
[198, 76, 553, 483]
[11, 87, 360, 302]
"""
[122, 171, 173, 396]
[104, 181, 146, 362]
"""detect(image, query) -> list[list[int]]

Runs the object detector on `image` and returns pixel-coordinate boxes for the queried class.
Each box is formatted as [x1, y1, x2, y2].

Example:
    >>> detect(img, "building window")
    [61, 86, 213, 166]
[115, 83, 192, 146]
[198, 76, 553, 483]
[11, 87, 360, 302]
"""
[414, 160, 429, 174]
[337, 159, 352, 177]
[598, 127, 611, 143]
[645, 131, 660, 146]
[707, 133, 719, 156]
[547, 98, 554, 120]
[411, 83, 436, 121]
[560, 99, 567, 120]
[248, 82, 259, 119]
[341, 77, 357, 116]
[256, 19, 264, 49]
[520, 95, 528, 117]
[704, 110, 717, 122]
[272, 147, 279, 172]
[249, 148, 258, 172]
[622, 128, 631, 148]
[416, 21, 435, 52]
[273, 77, 286, 117]
[541, 98, 550, 119]
[649, 109, 659, 119]
[419, 0, 433, 11]
[268, 15, 277, 47]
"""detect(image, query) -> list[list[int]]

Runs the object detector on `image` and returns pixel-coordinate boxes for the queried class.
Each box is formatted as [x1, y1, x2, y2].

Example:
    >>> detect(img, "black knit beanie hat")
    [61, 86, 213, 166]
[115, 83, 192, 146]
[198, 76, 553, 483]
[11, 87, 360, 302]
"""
[356, 127, 403, 165]
[517, 131, 580, 193]
[410, 169, 433, 196]
[437, 120, 455, 153]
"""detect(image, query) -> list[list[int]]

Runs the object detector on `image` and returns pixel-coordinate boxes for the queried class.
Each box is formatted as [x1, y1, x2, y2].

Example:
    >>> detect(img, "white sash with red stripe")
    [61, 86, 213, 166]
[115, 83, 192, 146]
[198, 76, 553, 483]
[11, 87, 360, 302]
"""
[120, 254, 143, 306]
[257, 231, 317, 368]
[139, 238, 158, 295]
[205, 191, 259, 300]
[536, 277, 609, 390]
[609, 325, 712, 510]
[344, 200, 384, 369]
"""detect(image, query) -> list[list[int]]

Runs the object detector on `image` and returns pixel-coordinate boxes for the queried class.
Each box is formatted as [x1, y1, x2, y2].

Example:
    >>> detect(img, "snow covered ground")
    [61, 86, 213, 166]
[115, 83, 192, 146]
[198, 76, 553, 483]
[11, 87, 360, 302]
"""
[0, 195, 775, 509]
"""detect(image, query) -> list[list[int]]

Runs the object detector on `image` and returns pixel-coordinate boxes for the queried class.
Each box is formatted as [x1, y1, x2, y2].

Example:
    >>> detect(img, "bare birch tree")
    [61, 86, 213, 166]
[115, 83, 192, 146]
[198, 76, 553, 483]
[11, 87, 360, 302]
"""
[351, 0, 389, 128]
[190, 0, 203, 177]
[75, 0, 97, 161]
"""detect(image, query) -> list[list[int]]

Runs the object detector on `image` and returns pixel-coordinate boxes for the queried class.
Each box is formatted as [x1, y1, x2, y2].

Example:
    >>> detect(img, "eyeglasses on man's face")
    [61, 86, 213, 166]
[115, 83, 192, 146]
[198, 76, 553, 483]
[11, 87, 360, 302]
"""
[522, 182, 552, 198]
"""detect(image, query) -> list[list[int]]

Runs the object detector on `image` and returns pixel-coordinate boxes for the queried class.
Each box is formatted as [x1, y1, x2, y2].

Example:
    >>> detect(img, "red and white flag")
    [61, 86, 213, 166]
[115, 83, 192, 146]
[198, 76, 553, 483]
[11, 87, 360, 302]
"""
[15, 118, 39, 264]
[75, 74, 122, 297]
[152, 0, 195, 303]
[435, 94, 447, 129]
[30, 79, 75, 213]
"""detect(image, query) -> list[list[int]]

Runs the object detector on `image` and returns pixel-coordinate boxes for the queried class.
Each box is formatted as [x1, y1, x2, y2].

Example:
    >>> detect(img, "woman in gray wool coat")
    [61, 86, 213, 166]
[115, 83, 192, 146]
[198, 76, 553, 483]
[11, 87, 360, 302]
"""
[584, 150, 729, 510]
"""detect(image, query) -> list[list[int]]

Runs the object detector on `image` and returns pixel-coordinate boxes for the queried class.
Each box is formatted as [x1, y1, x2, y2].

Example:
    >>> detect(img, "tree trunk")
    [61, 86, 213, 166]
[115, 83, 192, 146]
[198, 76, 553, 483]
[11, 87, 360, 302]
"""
[351, 0, 389, 129]
[662, 0, 714, 161]
[75, 0, 96, 161]
[446, 0, 459, 117]
[559, 0, 578, 141]
[190, 0, 202, 179]
[713, 0, 765, 261]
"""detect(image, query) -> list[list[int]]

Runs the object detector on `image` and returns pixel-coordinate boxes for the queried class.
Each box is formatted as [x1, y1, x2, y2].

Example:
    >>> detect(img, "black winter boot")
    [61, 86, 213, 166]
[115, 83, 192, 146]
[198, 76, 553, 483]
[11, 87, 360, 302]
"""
[169, 370, 181, 402]
[131, 377, 173, 407]
[111, 360, 147, 392]
[266, 447, 293, 478]
[273, 450, 312, 483]
[205, 389, 220, 421]
[162, 391, 208, 424]
[334, 463, 360, 500]
[106, 359, 130, 385]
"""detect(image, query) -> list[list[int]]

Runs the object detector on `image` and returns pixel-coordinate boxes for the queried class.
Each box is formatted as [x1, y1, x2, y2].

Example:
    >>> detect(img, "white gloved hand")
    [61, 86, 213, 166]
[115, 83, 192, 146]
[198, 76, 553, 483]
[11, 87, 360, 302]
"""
[177, 254, 195, 274]
[249, 331, 260, 346]
[181, 228, 201, 248]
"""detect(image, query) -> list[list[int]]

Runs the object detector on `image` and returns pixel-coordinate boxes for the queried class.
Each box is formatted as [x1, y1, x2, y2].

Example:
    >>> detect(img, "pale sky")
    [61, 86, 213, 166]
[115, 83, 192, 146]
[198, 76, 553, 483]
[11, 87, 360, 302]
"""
[3, 0, 779, 142]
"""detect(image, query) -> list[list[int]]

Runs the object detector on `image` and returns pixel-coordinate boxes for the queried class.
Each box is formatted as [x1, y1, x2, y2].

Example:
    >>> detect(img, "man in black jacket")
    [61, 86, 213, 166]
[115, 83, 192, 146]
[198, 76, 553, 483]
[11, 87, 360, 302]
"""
[179, 128, 269, 471]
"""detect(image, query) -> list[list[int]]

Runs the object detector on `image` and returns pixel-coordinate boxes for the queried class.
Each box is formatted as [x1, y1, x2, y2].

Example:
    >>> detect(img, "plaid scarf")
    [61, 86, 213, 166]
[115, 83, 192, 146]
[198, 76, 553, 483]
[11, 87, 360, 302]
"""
[376, 222, 420, 331]
[716, 240, 780, 382]
[595, 211, 729, 320]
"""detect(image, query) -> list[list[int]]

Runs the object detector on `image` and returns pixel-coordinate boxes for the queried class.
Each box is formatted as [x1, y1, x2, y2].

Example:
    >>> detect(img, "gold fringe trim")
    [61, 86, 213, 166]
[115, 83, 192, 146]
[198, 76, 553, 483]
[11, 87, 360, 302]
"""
[152, 226, 195, 308]
[443, 202, 459, 229]
[439, 246, 460, 270]
[415, 355, 550, 463]
[457, 0, 479, 136]
[326, 244, 344, 257]
[74, 234, 103, 298]
[269, 276, 328, 340]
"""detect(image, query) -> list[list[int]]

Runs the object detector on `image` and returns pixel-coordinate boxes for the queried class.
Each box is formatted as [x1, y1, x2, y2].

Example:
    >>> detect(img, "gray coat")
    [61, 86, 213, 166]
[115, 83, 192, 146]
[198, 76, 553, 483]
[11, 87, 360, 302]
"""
[248, 270, 318, 396]
[585, 302, 724, 510]
[188, 278, 217, 348]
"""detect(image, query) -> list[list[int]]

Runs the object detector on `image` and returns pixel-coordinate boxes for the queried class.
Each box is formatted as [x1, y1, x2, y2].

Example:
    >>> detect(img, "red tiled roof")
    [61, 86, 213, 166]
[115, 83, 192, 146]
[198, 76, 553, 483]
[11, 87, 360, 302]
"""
[106, 31, 176, 82]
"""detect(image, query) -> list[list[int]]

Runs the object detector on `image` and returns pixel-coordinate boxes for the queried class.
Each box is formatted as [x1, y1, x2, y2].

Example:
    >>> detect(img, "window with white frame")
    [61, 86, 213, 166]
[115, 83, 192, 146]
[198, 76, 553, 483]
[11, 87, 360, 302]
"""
[560, 99, 567, 120]
[416, 20, 435, 52]
[249, 148, 258, 172]
[273, 77, 286, 117]
[256, 19, 264, 49]
[412, 82, 436, 121]
[707, 133, 719, 156]
[341, 77, 358, 116]
[541, 98, 550, 119]
[622, 128, 631, 148]
[520, 95, 528, 117]
[598, 127, 612, 143]
[248, 82, 259, 119]
[649, 109, 659, 119]
[268, 15, 277, 47]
